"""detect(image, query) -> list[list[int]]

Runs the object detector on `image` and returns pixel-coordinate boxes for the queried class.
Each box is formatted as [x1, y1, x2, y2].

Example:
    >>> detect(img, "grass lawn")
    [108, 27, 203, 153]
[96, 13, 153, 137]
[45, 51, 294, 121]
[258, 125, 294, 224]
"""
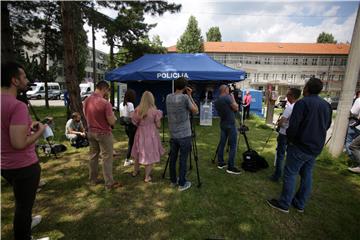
[1, 106, 359, 240]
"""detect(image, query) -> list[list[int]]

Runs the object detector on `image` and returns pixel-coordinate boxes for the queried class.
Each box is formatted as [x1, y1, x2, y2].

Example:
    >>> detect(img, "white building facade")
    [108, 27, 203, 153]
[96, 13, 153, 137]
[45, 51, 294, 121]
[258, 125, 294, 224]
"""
[169, 42, 359, 96]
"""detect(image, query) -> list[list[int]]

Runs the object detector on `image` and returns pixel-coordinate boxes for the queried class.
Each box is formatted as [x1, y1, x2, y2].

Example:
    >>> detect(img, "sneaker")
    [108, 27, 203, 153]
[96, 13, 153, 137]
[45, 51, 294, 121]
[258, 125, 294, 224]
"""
[31, 237, 49, 240]
[217, 163, 227, 169]
[269, 175, 280, 182]
[123, 159, 134, 167]
[267, 199, 289, 213]
[348, 166, 360, 174]
[226, 167, 241, 175]
[178, 181, 192, 192]
[31, 215, 42, 229]
[291, 201, 304, 213]
[38, 180, 46, 187]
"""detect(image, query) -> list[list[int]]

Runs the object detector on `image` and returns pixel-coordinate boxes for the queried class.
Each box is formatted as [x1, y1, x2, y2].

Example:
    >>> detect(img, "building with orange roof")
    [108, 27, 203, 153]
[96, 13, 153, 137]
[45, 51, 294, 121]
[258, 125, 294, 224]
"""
[168, 42, 359, 97]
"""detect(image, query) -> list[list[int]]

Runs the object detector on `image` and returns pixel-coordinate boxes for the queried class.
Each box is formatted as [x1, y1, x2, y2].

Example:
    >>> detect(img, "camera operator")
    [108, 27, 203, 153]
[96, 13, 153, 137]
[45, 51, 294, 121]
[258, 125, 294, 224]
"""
[269, 88, 301, 182]
[65, 112, 87, 148]
[214, 85, 241, 174]
[1, 62, 47, 240]
[345, 91, 360, 161]
[166, 77, 198, 191]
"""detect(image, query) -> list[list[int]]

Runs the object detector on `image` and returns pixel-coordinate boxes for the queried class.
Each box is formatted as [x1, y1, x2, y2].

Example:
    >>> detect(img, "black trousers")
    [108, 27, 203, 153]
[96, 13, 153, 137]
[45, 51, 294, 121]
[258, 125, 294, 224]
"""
[243, 105, 250, 120]
[125, 124, 137, 159]
[2, 162, 41, 240]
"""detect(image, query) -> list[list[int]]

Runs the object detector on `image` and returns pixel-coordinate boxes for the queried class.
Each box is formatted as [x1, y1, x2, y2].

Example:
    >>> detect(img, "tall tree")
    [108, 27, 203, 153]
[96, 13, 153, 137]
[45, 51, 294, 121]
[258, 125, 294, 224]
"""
[61, 1, 85, 123]
[176, 15, 203, 53]
[317, 32, 337, 43]
[206, 26, 222, 42]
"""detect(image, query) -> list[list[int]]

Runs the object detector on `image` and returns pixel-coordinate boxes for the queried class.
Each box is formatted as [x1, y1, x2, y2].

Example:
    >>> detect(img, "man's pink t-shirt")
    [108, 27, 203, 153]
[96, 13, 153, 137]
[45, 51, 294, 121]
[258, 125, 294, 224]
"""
[1, 94, 38, 169]
[83, 92, 113, 134]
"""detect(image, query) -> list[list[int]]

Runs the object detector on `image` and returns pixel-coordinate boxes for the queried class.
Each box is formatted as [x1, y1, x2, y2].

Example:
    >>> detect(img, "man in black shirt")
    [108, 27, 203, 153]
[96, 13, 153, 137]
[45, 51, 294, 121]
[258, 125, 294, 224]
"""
[267, 78, 332, 213]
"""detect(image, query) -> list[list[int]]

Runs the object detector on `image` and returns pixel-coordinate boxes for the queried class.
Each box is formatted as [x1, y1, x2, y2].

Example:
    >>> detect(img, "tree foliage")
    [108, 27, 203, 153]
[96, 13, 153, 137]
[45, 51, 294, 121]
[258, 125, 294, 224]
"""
[176, 16, 203, 53]
[206, 26, 222, 42]
[115, 35, 167, 66]
[317, 32, 337, 43]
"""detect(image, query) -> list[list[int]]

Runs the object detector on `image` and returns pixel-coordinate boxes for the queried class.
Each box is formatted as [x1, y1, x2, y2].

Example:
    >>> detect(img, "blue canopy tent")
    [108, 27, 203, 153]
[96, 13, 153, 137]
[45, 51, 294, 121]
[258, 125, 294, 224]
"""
[105, 53, 246, 113]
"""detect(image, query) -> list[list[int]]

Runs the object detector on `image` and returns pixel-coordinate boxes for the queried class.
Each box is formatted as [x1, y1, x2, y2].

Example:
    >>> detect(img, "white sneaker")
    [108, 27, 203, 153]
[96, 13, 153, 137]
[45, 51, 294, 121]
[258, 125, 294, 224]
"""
[348, 166, 360, 174]
[31, 237, 49, 240]
[31, 215, 42, 229]
[178, 181, 192, 192]
[39, 180, 46, 187]
[123, 159, 134, 167]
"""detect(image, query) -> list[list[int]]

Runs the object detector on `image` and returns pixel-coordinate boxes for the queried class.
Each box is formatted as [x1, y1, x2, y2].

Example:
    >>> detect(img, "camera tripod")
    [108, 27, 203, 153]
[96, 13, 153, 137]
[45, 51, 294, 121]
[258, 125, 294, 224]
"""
[162, 113, 202, 188]
[19, 92, 58, 158]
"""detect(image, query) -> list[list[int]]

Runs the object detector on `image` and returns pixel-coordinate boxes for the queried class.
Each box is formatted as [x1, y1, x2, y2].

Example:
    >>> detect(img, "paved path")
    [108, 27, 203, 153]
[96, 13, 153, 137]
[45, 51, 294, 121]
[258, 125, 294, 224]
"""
[29, 99, 65, 107]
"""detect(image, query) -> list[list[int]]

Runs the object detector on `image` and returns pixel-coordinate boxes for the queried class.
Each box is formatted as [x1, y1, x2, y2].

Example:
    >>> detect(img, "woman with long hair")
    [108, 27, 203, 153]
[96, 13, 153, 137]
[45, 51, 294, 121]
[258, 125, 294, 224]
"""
[131, 91, 164, 182]
[120, 89, 137, 166]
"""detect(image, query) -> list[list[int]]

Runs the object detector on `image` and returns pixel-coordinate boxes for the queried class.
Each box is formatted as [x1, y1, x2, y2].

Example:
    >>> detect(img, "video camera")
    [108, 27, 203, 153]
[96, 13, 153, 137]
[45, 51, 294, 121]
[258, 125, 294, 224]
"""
[229, 83, 242, 105]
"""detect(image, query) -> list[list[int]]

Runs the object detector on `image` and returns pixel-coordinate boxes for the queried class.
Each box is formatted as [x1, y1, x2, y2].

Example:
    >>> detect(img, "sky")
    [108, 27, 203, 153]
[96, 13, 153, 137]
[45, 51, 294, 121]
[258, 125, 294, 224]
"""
[85, 1, 359, 53]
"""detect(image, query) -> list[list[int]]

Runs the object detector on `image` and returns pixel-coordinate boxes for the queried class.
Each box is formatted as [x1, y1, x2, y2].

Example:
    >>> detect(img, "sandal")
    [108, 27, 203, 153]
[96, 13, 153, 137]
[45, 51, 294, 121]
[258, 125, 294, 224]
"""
[144, 177, 152, 183]
[105, 181, 122, 190]
[132, 170, 140, 177]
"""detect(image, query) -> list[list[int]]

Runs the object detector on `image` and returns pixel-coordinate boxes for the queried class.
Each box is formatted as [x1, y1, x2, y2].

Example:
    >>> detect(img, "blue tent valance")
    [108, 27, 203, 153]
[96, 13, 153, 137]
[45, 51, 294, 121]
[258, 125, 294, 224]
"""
[105, 53, 246, 82]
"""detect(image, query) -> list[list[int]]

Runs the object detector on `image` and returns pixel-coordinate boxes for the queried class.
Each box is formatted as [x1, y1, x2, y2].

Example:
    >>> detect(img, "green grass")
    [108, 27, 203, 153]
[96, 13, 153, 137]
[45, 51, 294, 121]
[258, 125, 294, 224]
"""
[1, 107, 359, 240]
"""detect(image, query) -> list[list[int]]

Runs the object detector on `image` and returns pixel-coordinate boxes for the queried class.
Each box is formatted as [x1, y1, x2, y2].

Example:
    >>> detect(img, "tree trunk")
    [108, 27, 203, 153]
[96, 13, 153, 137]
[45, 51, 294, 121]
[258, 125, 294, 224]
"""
[44, 30, 49, 109]
[60, 1, 86, 126]
[1, 2, 15, 62]
[109, 40, 115, 106]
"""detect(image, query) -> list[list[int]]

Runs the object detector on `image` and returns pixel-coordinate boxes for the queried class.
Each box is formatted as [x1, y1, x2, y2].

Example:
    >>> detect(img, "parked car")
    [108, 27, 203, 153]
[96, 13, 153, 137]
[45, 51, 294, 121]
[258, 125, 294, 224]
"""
[26, 82, 61, 99]
[275, 95, 287, 108]
[326, 96, 339, 110]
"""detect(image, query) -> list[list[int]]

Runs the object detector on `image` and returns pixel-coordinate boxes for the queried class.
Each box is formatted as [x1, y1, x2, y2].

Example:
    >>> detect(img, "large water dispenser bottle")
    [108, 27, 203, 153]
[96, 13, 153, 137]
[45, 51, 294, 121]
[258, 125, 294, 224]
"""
[200, 101, 212, 126]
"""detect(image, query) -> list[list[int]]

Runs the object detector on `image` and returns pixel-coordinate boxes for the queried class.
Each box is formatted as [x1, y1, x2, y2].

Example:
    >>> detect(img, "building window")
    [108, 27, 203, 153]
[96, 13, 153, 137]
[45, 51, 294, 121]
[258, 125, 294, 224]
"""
[264, 57, 271, 64]
[272, 74, 277, 80]
[293, 58, 298, 65]
[329, 74, 335, 81]
[264, 73, 269, 80]
[312, 58, 318, 65]
[340, 58, 347, 66]
[281, 74, 287, 80]
[255, 57, 261, 64]
[338, 75, 344, 81]
[321, 58, 328, 66]
[283, 58, 288, 65]
[302, 58, 308, 65]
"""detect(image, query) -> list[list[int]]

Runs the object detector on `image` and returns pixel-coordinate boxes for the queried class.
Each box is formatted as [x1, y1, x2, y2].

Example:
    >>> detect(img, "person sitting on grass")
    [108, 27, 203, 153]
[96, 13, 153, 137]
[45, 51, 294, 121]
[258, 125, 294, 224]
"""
[131, 91, 164, 183]
[65, 112, 88, 148]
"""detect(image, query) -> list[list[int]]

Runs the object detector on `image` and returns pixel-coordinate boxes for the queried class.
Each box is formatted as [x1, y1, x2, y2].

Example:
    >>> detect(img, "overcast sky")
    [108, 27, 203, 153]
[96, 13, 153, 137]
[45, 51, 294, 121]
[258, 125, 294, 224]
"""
[85, 1, 359, 53]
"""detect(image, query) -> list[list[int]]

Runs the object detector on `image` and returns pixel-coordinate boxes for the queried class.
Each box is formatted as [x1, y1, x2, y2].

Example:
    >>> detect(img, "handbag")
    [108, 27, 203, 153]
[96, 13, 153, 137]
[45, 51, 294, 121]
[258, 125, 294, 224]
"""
[119, 116, 132, 126]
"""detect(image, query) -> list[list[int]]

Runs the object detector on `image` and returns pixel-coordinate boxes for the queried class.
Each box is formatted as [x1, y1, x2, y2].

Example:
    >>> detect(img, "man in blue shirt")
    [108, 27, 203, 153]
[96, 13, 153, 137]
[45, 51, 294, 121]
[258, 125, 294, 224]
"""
[267, 77, 332, 213]
[215, 85, 241, 174]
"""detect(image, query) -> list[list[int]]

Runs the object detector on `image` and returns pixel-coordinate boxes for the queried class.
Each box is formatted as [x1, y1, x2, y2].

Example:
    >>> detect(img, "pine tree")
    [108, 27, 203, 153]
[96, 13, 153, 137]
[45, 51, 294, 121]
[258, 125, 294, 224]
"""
[176, 16, 204, 53]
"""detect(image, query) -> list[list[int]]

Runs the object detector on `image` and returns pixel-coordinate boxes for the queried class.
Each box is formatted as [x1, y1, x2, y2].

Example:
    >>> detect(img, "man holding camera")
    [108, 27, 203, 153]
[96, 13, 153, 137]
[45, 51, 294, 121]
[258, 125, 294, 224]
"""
[83, 81, 120, 190]
[215, 85, 241, 174]
[267, 78, 332, 213]
[166, 77, 198, 191]
[270, 88, 301, 182]
[1, 62, 47, 240]
[65, 112, 87, 148]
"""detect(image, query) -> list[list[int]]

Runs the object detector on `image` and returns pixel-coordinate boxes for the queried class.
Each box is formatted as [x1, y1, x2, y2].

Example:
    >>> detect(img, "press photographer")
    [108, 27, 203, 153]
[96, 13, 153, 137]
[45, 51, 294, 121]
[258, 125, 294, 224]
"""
[1, 62, 47, 239]
[166, 77, 198, 191]
[214, 84, 241, 174]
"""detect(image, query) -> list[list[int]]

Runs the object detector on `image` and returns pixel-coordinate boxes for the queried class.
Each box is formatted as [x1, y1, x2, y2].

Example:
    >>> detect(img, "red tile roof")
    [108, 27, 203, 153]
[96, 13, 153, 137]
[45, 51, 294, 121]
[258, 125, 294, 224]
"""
[167, 42, 350, 55]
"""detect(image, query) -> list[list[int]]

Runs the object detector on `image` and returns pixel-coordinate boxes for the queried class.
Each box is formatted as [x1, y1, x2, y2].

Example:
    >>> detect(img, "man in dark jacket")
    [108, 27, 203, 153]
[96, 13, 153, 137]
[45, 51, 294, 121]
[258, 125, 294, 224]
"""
[267, 77, 332, 213]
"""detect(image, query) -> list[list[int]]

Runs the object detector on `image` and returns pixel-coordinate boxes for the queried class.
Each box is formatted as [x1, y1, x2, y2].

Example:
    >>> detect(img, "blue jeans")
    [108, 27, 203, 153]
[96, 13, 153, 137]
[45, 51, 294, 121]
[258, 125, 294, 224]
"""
[272, 133, 288, 180]
[217, 125, 237, 169]
[279, 144, 316, 209]
[345, 126, 360, 159]
[169, 137, 192, 186]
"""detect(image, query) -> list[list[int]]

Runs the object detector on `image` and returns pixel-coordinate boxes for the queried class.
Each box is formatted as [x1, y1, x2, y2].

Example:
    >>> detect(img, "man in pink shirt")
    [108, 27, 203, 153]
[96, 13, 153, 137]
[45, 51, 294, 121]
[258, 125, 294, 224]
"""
[243, 90, 252, 120]
[83, 81, 120, 190]
[1, 62, 46, 240]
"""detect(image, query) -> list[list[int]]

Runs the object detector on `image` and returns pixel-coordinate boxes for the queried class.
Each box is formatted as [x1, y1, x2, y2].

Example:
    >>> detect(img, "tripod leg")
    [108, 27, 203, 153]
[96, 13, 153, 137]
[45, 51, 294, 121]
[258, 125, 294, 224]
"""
[212, 141, 220, 164]
[192, 137, 201, 188]
[162, 151, 171, 179]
